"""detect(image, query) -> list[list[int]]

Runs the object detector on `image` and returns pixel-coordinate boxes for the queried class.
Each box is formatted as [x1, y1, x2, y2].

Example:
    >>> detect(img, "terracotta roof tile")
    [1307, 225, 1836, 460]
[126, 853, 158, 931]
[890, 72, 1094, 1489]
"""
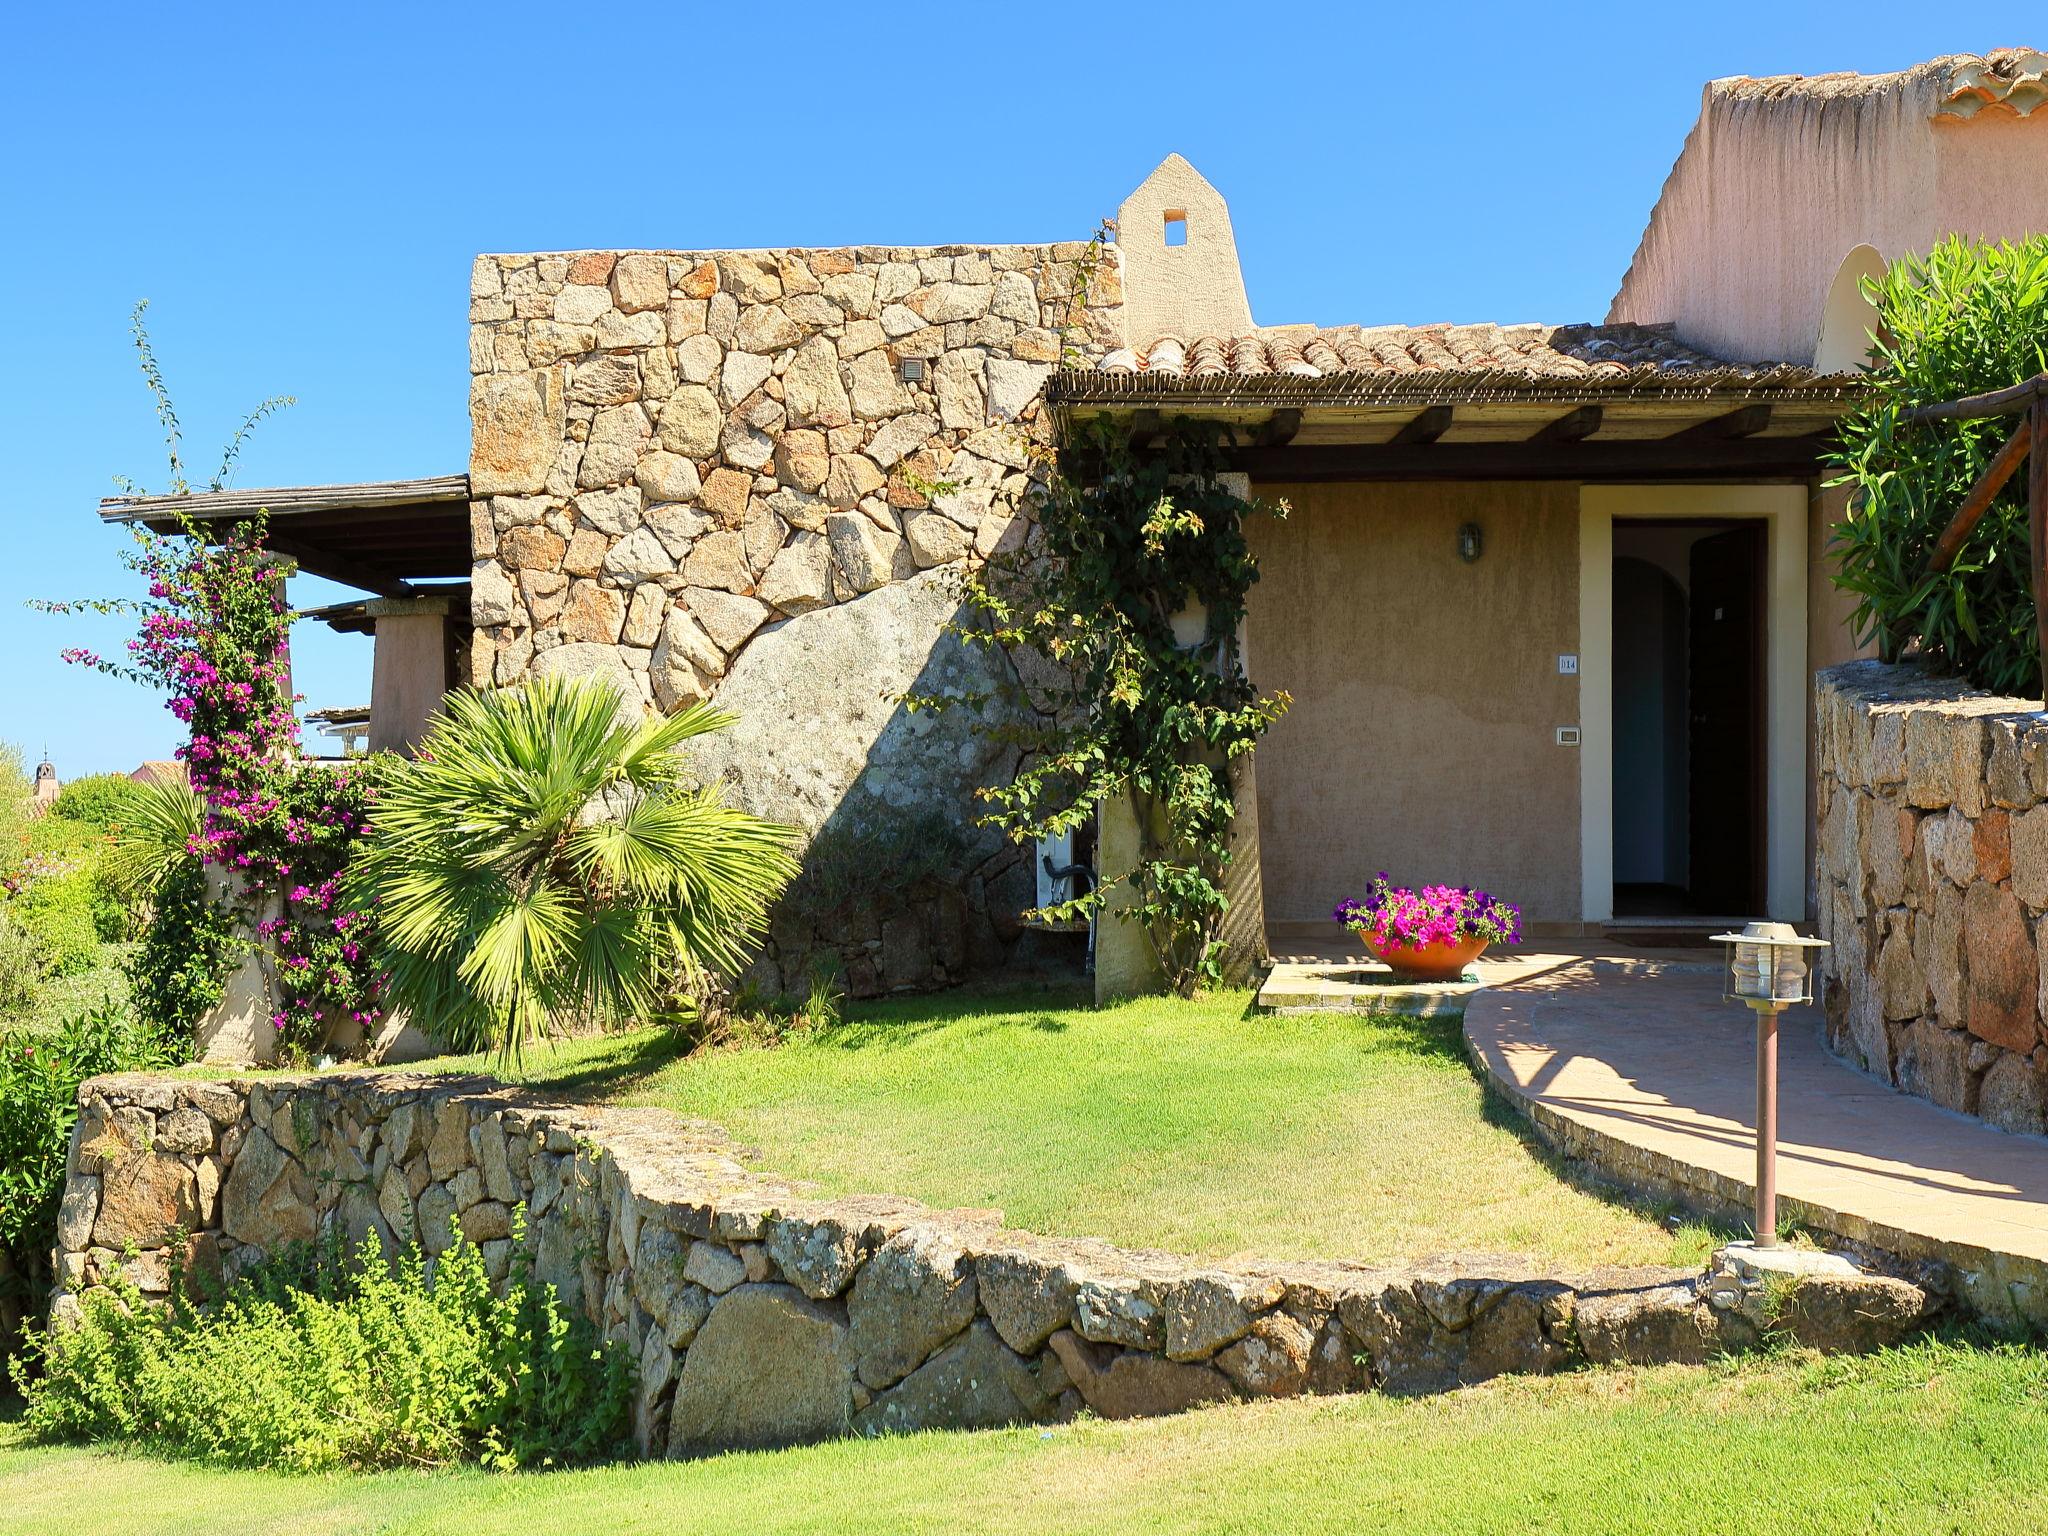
[1094, 322, 1762, 383]
[1939, 49, 2048, 119]
[1067, 322, 1856, 405]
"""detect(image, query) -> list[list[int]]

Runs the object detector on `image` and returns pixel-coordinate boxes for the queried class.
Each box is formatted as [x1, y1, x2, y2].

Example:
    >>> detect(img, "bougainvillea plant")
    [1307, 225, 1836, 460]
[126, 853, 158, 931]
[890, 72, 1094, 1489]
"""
[34, 302, 383, 1058]
[1335, 875, 1522, 950]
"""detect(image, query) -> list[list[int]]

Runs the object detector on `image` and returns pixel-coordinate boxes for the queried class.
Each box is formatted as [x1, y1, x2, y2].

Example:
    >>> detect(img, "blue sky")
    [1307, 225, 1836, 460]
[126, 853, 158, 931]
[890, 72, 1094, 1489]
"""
[3, 2, 2039, 775]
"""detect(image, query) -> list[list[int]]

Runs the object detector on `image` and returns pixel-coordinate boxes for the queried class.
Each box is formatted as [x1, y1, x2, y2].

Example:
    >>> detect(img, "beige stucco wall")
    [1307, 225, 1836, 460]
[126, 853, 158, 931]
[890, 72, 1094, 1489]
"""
[1610, 66, 2048, 364]
[1246, 482, 1582, 927]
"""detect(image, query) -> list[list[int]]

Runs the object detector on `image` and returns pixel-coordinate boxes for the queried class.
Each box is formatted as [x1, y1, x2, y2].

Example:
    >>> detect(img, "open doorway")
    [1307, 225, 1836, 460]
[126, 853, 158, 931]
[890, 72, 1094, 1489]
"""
[1611, 520, 1765, 918]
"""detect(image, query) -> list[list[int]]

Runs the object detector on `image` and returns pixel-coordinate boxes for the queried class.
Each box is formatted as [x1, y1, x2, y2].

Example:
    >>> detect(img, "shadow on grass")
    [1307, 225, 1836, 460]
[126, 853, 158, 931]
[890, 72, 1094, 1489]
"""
[808, 983, 1091, 1053]
[500, 1029, 694, 1100]
[1472, 1071, 1745, 1258]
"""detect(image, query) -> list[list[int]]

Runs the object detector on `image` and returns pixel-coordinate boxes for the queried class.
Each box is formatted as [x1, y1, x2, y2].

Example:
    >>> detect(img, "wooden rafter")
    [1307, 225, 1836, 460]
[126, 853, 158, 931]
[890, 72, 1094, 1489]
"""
[1670, 404, 1772, 441]
[1532, 405, 1602, 443]
[1389, 405, 1453, 446]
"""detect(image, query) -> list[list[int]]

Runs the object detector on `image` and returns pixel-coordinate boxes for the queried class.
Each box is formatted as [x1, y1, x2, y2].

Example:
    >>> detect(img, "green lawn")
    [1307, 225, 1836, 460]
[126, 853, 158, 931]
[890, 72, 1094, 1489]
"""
[413, 988, 1702, 1269]
[8, 1340, 2048, 1534]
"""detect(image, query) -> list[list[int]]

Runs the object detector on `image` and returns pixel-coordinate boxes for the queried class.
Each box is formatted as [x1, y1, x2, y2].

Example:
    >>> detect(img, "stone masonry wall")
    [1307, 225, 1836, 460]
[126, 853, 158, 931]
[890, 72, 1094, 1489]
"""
[1816, 662, 2048, 1130]
[51, 1071, 1927, 1456]
[466, 241, 1123, 993]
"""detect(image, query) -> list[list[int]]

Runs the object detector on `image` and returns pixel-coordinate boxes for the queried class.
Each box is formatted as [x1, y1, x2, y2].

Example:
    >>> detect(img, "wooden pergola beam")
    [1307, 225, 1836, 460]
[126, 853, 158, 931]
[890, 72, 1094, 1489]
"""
[264, 534, 419, 601]
[1902, 372, 2048, 427]
[1254, 408, 1303, 448]
[1388, 405, 1453, 446]
[1532, 405, 1602, 443]
[2034, 405, 2048, 689]
[1224, 434, 1834, 483]
[1671, 404, 1773, 441]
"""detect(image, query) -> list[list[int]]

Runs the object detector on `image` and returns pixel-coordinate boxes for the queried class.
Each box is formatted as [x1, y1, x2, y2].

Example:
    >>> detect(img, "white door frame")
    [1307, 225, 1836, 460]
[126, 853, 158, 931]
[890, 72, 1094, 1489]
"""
[1578, 484, 1807, 924]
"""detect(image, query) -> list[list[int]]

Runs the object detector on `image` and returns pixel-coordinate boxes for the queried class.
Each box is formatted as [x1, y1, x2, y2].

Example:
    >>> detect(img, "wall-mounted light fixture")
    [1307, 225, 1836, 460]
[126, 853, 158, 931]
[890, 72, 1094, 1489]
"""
[900, 357, 926, 383]
[1457, 522, 1483, 563]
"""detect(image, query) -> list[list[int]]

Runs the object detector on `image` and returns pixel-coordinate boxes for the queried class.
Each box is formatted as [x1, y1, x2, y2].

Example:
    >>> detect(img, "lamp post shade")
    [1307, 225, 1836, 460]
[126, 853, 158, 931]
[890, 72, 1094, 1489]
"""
[1709, 921, 1830, 1009]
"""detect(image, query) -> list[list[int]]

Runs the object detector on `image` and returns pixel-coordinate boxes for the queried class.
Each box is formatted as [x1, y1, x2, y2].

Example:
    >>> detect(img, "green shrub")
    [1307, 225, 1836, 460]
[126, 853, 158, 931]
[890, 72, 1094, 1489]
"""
[0, 999, 173, 1344]
[50, 774, 148, 831]
[1830, 235, 2048, 693]
[125, 859, 241, 1045]
[20, 1225, 633, 1471]
[353, 677, 798, 1055]
[13, 869, 105, 977]
[0, 910, 39, 1014]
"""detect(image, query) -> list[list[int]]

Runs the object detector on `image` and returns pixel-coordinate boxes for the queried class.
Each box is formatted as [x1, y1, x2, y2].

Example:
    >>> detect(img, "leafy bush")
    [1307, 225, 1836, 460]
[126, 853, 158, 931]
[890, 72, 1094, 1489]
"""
[0, 999, 173, 1338]
[20, 1225, 633, 1471]
[0, 910, 39, 1014]
[1830, 235, 2048, 693]
[50, 774, 147, 831]
[353, 677, 799, 1055]
[12, 868, 106, 977]
[125, 859, 241, 1045]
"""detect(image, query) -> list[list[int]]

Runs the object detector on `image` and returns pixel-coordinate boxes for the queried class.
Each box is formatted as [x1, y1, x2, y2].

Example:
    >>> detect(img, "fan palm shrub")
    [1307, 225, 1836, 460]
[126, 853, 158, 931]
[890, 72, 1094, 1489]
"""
[104, 774, 204, 900]
[351, 677, 799, 1054]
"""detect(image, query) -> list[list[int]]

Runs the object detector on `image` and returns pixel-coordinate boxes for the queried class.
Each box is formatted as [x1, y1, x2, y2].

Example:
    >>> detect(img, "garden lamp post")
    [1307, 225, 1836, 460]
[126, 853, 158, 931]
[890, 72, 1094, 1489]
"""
[1707, 922, 1830, 1249]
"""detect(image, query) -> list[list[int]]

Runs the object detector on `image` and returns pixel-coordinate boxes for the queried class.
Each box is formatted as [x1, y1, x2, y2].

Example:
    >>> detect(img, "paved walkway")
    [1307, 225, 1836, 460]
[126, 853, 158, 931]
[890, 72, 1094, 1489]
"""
[1465, 956, 2048, 1323]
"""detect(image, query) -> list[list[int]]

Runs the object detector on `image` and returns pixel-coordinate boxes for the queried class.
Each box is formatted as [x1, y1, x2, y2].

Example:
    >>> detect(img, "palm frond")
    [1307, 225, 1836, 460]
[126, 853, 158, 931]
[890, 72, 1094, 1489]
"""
[105, 775, 204, 899]
[355, 676, 798, 1057]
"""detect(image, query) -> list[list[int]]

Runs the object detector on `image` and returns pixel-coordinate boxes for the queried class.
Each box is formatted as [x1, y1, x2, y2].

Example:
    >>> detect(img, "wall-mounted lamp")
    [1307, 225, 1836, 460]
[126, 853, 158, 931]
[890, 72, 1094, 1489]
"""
[1457, 522, 1483, 563]
[900, 357, 926, 383]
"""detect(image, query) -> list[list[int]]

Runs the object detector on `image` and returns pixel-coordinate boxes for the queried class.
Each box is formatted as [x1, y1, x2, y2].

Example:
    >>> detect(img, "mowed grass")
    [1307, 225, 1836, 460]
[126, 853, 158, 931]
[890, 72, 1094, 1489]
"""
[9, 1340, 2048, 1535]
[415, 988, 1694, 1268]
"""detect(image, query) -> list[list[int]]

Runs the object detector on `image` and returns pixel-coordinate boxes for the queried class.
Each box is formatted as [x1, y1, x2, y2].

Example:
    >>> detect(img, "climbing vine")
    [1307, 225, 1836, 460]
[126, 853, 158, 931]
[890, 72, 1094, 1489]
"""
[924, 416, 1290, 995]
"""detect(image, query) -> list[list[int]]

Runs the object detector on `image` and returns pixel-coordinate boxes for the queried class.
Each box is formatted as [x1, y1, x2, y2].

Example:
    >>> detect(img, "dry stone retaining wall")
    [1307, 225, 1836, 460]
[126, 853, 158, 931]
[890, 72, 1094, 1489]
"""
[1816, 662, 2048, 1129]
[466, 241, 1123, 993]
[54, 1069, 1930, 1455]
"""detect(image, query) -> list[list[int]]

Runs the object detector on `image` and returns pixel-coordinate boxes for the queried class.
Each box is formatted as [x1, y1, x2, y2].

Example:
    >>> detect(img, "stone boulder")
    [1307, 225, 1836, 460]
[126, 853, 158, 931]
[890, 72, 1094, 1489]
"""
[847, 1225, 979, 1389]
[1340, 1269, 1576, 1394]
[854, 1320, 1055, 1435]
[1773, 1274, 1930, 1353]
[684, 568, 1023, 859]
[92, 1151, 200, 1250]
[219, 1127, 316, 1250]
[668, 1283, 856, 1454]
[1573, 1280, 1728, 1366]
[1046, 1330, 1234, 1419]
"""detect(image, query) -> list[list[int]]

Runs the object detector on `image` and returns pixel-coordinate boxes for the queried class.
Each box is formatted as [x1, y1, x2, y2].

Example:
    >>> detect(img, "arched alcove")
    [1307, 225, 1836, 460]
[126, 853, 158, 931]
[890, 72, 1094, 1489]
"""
[1813, 245, 1889, 374]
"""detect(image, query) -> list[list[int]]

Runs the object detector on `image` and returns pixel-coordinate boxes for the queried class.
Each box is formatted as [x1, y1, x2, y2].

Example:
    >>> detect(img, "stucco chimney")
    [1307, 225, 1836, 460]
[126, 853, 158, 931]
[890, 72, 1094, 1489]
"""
[1116, 155, 1255, 351]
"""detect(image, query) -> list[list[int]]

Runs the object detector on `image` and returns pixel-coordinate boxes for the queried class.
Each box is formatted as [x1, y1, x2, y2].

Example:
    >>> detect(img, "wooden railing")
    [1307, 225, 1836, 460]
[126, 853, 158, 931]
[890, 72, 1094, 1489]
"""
[1903, 372, 2048, 698]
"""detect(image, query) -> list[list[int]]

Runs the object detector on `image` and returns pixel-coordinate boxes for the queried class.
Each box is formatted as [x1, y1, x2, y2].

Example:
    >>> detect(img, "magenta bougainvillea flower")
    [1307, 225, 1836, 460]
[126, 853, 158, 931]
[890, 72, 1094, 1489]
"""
[1334, 873, 1522, 949]
[56, 515, 387, 1053]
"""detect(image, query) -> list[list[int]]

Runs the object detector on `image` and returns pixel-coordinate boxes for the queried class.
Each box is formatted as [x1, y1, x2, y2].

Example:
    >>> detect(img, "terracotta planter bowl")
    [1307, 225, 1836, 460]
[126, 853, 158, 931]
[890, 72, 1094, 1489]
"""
[1358, 933, 1490, 983]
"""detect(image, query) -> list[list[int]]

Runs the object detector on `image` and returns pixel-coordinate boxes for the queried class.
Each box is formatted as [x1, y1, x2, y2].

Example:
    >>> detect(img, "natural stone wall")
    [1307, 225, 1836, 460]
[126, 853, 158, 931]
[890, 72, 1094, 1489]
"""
[1815, 662, 2048, 1129]
[53, 1070, 1931, 1453]
[466, 241, 1122, 990]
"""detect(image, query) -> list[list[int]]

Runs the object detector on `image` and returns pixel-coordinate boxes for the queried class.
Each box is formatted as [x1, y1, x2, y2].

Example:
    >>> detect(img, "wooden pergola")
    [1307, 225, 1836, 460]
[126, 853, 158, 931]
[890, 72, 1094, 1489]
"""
[98, 475, 471, 598]
[1051, 373, 1859, 483]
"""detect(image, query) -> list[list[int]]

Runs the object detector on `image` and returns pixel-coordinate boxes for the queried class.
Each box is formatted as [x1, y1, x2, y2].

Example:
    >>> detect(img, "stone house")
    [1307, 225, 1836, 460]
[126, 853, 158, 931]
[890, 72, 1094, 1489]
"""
[99, 48, 2048, 1002]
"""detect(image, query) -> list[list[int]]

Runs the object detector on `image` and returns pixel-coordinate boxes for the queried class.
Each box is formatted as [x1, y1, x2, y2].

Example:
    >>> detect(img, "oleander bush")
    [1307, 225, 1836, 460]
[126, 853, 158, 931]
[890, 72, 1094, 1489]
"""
[18, 1223, 633, 1471]
[1830, 235, 2048, 693]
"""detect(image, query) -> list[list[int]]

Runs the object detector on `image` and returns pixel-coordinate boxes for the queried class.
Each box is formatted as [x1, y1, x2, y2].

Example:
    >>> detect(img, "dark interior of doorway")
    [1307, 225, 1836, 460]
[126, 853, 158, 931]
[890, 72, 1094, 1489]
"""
[1611, 519, 1765, 919]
